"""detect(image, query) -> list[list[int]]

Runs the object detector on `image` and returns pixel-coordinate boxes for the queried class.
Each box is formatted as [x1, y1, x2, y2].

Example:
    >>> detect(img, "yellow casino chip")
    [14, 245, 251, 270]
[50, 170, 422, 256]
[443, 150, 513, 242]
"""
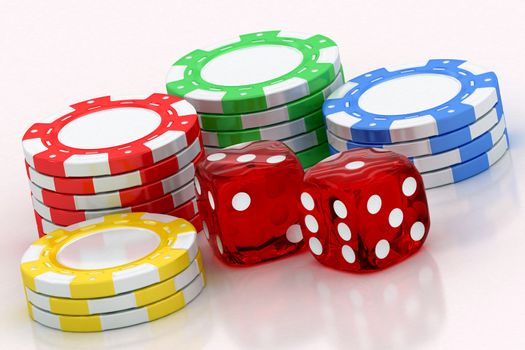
[25, 251, 204, 315]
[28, 273, 206, 332]
[21, 213, 199, 299]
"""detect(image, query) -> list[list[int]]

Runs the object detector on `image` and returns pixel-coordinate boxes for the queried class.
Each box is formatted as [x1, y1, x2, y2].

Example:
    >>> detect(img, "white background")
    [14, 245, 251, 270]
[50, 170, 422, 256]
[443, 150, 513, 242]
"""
[1, 0, 524, 348]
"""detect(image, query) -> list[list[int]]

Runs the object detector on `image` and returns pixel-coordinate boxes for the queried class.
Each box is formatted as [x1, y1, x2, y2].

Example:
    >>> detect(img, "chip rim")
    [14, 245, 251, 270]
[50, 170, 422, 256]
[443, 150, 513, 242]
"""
[30, 154, 200, 211]
[296, 142, 331, 168]
[198, 70, 344, 131]
[201, 108, 325, 148]
[205, 125, 328, 155]
[422, 131, 509, 189]
[25, 251, 204, 315]
[329, 116, 507, 174]
[26, 137, 203, 195]
[27, 272, 206, 332]
[411, 116, 507, 173]
[33, 197, 200, 237]
[327, 103, 503, 157]
[32, 180, 196, 226]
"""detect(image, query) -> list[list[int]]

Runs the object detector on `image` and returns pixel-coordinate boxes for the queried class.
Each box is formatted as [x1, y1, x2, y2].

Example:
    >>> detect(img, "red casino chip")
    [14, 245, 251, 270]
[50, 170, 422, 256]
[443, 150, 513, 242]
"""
[22, 93, 199, 177]
[30, 152, 202, 210]
[26, 137, 203, 195]
[189, 213, 203, 233]
[32, 180, 197, 226]
[34, 198, 200, 237]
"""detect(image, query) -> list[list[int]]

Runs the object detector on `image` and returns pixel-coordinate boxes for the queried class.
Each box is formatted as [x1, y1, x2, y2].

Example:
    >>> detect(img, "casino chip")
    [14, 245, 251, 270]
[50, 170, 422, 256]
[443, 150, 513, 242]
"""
[28, 273, 205, 332]
[325, 59, 509, 188]
[22, 94, 205, 237]
[421, 131, 509, 188]
[25, 251, 204, 315]
[166, 30, 342, 168]
[324, 59, 500, 144]
[328, 104, 504, 157]
[33, 198, 200, 237]
[22, 94, 200, 178]
[22, 213, 206, 332]
[30, 157, 198, 210]
[32, 181, 196, 226]
[26, 137, 203, 195]
[328, 115, 507, 174]
[166, 30, 340, 114]
[201, 109, 325, 148]
[198, 71, 345, 131]
[205, 125, 327, 154]
[21, 213, 200, 299]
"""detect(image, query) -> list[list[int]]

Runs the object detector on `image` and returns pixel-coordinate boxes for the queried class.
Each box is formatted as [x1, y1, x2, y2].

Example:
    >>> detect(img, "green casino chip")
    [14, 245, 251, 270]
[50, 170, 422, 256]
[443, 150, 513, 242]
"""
[201, 109, 325, 148]
[198, 70, 344, 131]
[166, 30, 340, 114]
[297, 142, 330, 168]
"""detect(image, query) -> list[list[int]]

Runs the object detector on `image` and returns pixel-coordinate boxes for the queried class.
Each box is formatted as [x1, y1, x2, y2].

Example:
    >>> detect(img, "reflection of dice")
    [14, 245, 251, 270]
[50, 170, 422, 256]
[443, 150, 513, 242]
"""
[195, 141, 305, 265]
[312, 250, 444, 349]
[300, 148, 430, 271]
[210, 256, 322, 349]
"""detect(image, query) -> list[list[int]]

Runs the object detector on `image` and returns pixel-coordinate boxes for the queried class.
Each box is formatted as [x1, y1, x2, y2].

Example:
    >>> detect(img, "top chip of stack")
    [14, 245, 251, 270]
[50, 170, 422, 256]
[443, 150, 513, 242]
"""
[166, 30, 343, 168]
[324, 59, 509, 188]
[22, 94, 200, 177]
[166, 30, 341, 114]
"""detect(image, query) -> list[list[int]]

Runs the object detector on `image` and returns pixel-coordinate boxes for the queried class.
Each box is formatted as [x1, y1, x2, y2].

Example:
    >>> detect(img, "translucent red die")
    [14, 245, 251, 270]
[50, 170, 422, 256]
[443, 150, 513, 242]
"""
[195, 141, 305, 265]
[300, 148, 430, 272]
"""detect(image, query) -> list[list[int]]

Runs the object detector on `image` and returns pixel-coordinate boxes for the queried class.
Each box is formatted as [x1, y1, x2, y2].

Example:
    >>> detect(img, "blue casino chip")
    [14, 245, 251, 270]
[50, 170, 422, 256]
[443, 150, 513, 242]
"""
[323, 59, 501, 144]
[329, 115, 507, 174]
[327, 102, 504, 157]
[421, 131, 509, 188]
[329, 126, 509, 189]
[412, 117, 506, 172]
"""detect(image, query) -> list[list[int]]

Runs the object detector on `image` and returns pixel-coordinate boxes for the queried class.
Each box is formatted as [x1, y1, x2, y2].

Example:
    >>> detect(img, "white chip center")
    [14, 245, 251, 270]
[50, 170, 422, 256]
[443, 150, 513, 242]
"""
[358, 73, 462, 115]
[200, 45, 303, 86]
[58, 107, 161, 149]
[56, 227, 161, 270]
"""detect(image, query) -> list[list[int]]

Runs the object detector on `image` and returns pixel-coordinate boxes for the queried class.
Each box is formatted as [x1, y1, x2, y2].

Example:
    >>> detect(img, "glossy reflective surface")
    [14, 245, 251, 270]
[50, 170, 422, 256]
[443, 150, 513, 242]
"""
[195, 141, 305, 264]
[2, 1, 525, 348]
[301, 149, 430, 271]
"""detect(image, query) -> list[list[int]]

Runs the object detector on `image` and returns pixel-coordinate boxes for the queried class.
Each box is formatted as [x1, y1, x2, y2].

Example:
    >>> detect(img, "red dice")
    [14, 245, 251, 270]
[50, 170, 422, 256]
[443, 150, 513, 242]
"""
[300, 148, 430, 272]
[195, 141, 305, 265]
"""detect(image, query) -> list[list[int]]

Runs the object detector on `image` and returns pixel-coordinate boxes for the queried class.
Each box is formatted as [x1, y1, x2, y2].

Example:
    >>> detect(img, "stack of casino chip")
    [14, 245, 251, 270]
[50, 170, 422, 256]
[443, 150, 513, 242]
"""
[22, 94, 204, 236]
[20, 213, 205, 332]
[165, 30, 343, 169]
[324, 59, 509, 188]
